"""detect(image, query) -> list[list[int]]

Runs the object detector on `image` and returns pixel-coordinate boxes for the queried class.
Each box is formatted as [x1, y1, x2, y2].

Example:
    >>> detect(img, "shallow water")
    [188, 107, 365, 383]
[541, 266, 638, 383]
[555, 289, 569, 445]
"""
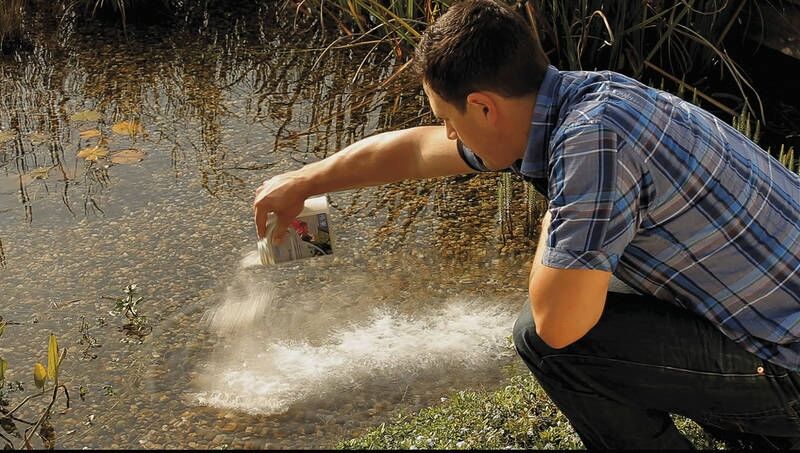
[0, 5, 538, 449]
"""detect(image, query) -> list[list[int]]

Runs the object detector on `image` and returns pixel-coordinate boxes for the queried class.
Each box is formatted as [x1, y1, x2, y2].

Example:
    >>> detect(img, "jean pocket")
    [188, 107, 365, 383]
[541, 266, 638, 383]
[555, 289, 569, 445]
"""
[699, 400, 800, 436]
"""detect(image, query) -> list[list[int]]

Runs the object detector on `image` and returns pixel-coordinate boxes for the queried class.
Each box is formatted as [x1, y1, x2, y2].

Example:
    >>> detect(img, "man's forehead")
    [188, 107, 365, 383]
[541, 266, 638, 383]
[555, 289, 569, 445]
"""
[422, 82, 445, 115]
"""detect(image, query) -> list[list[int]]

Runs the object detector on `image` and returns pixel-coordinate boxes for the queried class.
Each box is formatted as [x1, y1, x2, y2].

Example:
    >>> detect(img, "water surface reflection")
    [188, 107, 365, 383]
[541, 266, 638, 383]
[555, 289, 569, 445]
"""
[0, 4, 539, 449]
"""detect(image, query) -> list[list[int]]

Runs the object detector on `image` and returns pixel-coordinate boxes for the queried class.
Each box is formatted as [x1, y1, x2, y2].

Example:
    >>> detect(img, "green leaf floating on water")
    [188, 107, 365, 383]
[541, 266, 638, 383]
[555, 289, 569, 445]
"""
[79, 129, 102, 139]
[28, 132, 48, 145]
[70, 110, 101, 122]
[111, 120, 143, 136]
[0, 129, 17, 144]
[33, 362, 47, 389]
[47, 333, 58, 382]
[0, 357, 7, 382]
[77, 145, 109, 161]
[29, 166, 53, 180]
[110, 149, 146, 164]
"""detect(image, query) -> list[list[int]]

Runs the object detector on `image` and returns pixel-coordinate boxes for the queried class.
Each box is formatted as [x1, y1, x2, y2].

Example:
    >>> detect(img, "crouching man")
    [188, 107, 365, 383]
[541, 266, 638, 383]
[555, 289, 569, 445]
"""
[254, 0, 800, 448]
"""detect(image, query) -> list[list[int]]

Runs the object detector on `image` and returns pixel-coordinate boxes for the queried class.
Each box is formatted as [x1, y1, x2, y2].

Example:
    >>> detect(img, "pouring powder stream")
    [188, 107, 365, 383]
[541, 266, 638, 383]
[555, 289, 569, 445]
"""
[203, 279, 275, 335]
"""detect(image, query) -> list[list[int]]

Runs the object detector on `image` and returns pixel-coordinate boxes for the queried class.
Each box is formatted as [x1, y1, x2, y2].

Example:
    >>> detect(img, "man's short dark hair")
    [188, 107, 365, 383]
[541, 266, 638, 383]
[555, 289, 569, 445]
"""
[413, 0, 549, 112]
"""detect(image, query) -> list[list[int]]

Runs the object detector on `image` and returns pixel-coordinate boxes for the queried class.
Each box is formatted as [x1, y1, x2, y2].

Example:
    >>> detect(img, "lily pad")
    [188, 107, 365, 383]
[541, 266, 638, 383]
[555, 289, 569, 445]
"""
[79, 129, 102, 139]
[70, 110, 101, 122]
[0, 130, 17, 144]
[28, 167, 52, 180]
[28, 132, 49, 145]
[19, 166, 55, 186]
[111, 121, 143, 136]
[77, 145, 109, 161]
[110, 149, 146, 164]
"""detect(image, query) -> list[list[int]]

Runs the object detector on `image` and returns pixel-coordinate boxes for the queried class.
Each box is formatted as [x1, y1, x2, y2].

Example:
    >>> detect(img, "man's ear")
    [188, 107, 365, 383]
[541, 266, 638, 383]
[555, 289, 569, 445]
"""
[466, 91, 496, 123]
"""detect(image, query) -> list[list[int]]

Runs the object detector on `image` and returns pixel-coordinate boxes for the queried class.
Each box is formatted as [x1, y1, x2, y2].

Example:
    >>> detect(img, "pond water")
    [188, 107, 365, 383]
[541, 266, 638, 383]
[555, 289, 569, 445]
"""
[0, 4, 537, 449]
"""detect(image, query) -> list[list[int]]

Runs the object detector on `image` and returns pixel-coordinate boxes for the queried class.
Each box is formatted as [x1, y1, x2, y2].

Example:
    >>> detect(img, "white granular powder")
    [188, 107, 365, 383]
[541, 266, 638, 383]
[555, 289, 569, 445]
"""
[203, 283, 274, 335]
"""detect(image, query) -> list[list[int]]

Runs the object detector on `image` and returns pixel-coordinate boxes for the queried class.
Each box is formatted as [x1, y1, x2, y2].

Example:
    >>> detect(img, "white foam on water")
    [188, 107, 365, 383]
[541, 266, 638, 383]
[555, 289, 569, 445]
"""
[192, 299, 516, 415]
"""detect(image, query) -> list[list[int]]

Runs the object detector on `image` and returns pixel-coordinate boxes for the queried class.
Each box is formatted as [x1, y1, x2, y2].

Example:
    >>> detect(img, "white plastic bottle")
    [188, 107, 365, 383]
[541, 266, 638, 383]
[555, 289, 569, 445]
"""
[258, 195, 334, 265]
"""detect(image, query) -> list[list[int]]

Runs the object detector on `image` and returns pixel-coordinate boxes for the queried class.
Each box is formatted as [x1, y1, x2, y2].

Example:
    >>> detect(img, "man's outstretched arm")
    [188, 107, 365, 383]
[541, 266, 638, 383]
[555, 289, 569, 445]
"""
[253, 126, 474, 241]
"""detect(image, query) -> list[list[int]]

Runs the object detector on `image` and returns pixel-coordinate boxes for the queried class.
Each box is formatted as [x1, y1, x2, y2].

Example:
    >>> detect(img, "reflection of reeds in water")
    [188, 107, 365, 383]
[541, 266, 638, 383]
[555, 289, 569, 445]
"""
[0, 0, 26, 51]
[0, 2, 432, 220]
[263, 31, 413, 154]
[0, 35, 133, 222]
[0, 45, 74, 223]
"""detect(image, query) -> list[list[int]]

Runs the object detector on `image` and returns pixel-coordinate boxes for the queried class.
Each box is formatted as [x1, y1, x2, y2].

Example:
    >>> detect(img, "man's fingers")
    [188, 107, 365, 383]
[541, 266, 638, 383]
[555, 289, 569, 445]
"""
[254, 206, 268, 239]
[272, 219, 290, 245]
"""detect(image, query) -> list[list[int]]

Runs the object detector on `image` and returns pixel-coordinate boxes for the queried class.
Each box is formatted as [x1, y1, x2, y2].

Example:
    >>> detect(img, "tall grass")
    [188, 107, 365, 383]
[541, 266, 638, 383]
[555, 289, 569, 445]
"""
[293, 0, 447, 48]
[535, 0, 768, 118]
[295, 0, 778, 122]
[63, 0, 179, 31]
[732, 109, 798, 175]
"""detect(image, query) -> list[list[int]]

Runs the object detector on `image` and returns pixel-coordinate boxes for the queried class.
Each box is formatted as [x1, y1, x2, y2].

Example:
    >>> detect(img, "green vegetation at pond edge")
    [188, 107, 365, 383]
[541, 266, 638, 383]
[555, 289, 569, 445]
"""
[298, 1, 782, 120]
[0, 282, 152, 448]
[337, 372, 726, 450]
[0, 326, 70, 450]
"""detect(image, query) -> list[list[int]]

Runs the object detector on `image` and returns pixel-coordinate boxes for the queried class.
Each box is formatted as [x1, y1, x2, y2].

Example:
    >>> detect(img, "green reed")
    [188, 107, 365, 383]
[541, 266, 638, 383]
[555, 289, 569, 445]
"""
[731, 108, 798, 175]
[298, 0, 450, 48]
[296, 1, 772, 120]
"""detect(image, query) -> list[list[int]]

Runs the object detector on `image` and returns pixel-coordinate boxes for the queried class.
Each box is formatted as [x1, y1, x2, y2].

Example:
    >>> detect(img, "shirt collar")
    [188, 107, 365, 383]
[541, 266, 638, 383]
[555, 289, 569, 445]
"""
[520, 65, 563, 178]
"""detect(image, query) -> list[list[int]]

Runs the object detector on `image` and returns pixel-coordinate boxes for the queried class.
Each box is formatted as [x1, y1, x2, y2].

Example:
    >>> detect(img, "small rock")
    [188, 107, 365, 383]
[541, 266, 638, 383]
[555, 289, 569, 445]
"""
[211, 434, 226, 445]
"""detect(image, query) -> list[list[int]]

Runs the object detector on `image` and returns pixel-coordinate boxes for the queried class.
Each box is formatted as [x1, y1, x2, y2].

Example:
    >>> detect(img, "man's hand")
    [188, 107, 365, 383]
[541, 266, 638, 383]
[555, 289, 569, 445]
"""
[253, 173, 309, 243]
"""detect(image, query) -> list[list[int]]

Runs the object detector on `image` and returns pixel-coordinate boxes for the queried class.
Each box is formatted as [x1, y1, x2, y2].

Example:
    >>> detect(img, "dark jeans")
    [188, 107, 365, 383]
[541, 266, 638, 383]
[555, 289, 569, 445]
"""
[512, 291, 800, 449]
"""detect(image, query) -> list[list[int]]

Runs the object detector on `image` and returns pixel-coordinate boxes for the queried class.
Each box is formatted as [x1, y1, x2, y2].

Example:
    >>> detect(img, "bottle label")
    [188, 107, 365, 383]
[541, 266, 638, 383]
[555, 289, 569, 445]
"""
[258, 196, 334, 265]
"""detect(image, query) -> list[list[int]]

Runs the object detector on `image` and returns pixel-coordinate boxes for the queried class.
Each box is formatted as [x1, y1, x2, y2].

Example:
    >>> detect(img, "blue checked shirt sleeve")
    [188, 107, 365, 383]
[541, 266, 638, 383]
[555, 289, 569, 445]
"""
[543, 122, 639, 272]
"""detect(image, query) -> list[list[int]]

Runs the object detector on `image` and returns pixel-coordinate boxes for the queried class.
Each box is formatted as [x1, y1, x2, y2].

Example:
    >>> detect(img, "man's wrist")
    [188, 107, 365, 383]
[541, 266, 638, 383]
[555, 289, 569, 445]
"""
[284, 168, 318, 199]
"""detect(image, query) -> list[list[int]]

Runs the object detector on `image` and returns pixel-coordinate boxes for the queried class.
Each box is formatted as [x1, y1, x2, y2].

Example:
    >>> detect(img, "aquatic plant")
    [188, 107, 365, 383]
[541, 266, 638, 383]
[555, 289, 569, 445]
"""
[777, 144, 798, 174]
[77, 316, 102, 360]
[106, 284, 152, 338]
[291, 0, 447, 50]
[0, 324, 71, 450]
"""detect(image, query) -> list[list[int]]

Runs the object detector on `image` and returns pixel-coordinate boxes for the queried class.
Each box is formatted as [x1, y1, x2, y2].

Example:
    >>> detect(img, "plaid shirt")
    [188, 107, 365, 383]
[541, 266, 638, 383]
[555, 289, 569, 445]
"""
[458, 65, 800, 370]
